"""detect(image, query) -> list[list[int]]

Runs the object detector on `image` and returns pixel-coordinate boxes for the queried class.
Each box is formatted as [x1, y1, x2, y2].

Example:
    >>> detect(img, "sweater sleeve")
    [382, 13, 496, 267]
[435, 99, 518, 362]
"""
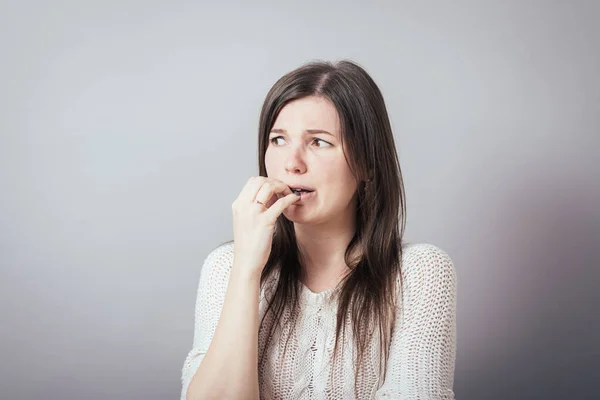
[180, 242, 234, 400]
[374, 244, 457, 400]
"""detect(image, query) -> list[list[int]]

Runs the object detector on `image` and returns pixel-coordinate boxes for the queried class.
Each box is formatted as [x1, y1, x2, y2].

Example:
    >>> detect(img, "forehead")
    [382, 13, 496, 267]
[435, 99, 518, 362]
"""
[272, 96, 340, 136]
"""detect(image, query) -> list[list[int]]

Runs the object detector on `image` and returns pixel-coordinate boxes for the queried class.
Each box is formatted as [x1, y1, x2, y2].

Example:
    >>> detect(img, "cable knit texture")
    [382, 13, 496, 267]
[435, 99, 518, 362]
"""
[181, 242, 457, 399]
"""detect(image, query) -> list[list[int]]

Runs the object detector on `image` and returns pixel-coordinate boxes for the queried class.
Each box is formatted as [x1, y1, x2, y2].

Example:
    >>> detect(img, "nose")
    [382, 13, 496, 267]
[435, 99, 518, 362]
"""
[284, 146, 307, 174]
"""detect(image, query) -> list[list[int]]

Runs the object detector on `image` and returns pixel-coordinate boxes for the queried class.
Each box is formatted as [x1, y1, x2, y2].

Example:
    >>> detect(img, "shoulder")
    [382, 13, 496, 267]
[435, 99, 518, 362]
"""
[200, 240, 235, 275]
[192, 241, 237, 301]
[401, 243, 455, 273]
[204, 240, 235, 263]
[399, 242, 457, 295]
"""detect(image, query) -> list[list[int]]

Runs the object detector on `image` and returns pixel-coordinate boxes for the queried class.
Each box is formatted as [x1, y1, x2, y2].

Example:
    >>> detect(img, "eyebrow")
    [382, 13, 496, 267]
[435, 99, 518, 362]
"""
[270, 128, 335, 137]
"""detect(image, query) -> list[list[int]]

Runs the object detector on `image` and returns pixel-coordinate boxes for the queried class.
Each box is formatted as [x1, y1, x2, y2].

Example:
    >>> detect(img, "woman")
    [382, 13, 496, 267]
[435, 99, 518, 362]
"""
[181, 60, 457, 399]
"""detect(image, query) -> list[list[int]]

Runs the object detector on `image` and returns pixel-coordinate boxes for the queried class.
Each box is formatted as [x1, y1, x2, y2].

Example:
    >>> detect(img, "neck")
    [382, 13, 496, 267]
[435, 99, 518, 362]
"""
[293, 208, 356, 292]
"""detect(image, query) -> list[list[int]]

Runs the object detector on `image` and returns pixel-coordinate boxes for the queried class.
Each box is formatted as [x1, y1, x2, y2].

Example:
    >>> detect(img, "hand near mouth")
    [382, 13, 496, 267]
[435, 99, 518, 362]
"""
[231, 176, 301, 275]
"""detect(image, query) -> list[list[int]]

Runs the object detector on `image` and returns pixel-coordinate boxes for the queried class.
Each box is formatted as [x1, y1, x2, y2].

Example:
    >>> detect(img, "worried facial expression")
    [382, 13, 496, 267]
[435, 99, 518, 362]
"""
[265, 96, 359, 225]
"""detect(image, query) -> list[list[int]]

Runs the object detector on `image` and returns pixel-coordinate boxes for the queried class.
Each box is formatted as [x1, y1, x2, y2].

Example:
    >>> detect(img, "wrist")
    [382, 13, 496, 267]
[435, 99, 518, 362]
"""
[231, 263, 263, 283]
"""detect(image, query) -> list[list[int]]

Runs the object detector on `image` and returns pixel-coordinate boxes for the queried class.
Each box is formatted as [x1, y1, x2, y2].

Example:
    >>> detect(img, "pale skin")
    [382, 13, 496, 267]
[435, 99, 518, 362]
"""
[265, 95, 359, 292]
[186, 95, 358, 399]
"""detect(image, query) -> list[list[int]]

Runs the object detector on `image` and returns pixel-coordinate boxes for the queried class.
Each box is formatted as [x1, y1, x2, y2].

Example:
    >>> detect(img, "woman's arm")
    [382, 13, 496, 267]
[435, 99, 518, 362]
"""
[374, 243, 458, 400]
[181, 243, 261, 400]
[182, 177, 299, 399]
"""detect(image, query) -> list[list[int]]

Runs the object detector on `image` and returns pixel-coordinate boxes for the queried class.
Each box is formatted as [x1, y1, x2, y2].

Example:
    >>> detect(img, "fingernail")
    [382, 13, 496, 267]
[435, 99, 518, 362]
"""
[294, 192, 301, 196]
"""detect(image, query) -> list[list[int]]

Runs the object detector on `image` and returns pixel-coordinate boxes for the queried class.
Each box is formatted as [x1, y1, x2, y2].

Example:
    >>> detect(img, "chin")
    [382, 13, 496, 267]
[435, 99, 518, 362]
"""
[283, 214, 308, 224]
[282, 207, 313, 224]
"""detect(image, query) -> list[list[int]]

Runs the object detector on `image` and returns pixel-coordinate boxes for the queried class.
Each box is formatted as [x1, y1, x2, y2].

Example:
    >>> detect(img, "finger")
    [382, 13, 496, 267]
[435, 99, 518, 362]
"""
[254, 179, 294, 205]
[239, 177, 265, 203]
[264, 192, 300, 220]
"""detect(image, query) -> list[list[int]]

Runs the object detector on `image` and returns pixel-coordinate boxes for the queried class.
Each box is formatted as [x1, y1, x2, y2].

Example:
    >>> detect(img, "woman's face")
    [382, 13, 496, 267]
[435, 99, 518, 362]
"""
[265, 95, 358, 225]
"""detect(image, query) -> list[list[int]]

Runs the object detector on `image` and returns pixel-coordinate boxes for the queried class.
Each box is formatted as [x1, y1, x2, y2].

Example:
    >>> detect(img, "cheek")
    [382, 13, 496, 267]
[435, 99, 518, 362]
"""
[264, 149, 277, 173]
[321, 161, 356, 193]
[325, 157, 354, 183]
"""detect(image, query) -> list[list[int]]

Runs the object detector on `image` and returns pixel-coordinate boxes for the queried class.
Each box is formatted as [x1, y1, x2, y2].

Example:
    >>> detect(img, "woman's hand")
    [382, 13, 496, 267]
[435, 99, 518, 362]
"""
[231, 176, 300, 276]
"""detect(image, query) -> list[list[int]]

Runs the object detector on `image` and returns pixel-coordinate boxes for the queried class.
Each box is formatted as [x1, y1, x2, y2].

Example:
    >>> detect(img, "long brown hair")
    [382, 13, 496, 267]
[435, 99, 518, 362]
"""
[257, 60, 406, 395]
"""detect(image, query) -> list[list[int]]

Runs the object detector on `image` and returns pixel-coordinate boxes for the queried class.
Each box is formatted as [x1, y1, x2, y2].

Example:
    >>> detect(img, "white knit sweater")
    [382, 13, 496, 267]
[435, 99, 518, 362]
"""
[181, 242, 457, 399]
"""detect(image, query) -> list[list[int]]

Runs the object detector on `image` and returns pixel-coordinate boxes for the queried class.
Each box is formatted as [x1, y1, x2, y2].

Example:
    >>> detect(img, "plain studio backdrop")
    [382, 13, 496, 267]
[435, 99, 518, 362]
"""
[1, 1, 599, 399]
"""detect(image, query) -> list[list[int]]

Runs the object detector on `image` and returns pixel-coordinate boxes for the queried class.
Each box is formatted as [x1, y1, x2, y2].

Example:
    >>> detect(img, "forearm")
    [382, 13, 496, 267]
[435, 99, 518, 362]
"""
[186, 263, 261, 400]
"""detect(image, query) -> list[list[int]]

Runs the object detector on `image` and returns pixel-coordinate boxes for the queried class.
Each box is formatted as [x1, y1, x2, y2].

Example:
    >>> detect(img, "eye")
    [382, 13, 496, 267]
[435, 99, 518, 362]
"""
[268, 136, 332, 148]
[269, 136, 285, 145]
[312, 138, 332, 148]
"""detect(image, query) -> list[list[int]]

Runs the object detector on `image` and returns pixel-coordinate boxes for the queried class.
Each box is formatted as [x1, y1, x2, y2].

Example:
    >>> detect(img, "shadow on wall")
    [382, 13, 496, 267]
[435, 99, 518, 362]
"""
[456, 163, 600, 400]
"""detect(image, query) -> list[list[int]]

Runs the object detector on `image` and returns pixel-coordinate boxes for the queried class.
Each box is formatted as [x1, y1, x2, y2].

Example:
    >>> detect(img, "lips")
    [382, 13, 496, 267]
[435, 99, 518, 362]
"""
[292, 190, 315, 202]
[285, 185, 316, 203]
[289, 185, 315, 193]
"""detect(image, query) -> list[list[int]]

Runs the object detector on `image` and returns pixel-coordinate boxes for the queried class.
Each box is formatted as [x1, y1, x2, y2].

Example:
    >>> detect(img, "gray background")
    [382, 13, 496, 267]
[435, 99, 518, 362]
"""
[1, 1, 598, 399]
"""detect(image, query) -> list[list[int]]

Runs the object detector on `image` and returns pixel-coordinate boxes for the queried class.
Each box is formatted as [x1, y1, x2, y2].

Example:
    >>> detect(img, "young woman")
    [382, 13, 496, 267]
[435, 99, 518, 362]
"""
[181, 60, 457, 399]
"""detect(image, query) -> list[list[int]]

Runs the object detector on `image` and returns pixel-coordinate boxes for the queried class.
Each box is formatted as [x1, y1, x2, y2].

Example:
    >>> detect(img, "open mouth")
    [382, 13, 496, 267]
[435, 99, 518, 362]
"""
[290, 188, 314, 194]
[289, 187, 315, 202]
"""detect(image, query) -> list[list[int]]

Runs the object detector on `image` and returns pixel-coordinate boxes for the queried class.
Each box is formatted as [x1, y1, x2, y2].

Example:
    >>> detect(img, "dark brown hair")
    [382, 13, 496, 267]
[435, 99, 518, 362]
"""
[257, 60, 406, 395]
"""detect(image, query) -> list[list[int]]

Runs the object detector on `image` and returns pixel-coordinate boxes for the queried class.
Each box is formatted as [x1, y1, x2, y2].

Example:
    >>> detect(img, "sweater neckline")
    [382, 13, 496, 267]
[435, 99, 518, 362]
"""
[299, 281, 341, 307]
